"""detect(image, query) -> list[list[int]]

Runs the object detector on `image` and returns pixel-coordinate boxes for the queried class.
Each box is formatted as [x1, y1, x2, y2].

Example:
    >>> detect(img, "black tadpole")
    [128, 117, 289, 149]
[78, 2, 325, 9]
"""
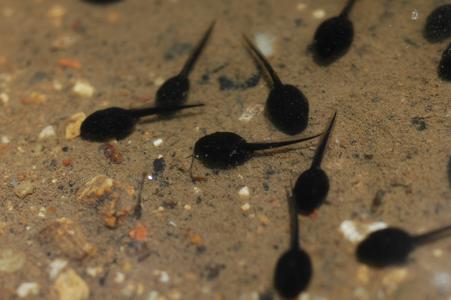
[80, 103, 204, 142]
[438, 42, 451, 81]
[311, 0, 357, 66]
[192, 131, 321, 170]
[293, 112, 337, 215]
[156, 22, 215, 108]
[424, 4, 451, 43]
[356, 224, 451, 268]
[242, 35, 310, 135]
[274, 192, 312, 298]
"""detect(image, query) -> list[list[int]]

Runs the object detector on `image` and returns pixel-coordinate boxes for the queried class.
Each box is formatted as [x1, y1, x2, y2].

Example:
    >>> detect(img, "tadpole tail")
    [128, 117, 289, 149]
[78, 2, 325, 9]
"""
[179, 21, 216, 78]
[286, 189, 300, 249]
[310, 112, 337, 169]
[246, 133, 321, 151]
[414, 224, 451, 246]
[133, 172, 147, 220]
[242, 34, 283, 88]
[340, 0, 357, 18]
[130, 103, 205, 118]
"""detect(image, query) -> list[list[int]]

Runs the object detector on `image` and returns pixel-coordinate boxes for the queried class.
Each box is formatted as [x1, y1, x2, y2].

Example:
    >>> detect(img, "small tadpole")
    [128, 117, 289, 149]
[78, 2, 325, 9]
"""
[311, 0, 357, 66]
[274, 190, 312, 298]
[242, 35, 310, 135]
[80, 103, 204, 142]
[156, 21, 215, 110]
[133, 172, 147, 220]
[356, 224, 451, 268]
[424, 4, 451, 43]
[438, 42, 451, 81]
[192, 131, 321, 171]
[293, 112, 337, 215]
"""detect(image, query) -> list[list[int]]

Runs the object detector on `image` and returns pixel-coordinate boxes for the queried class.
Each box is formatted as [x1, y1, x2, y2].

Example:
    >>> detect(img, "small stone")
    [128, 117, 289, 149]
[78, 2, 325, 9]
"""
[255, 32, 275, 57]
[339, 220, 388, 243]
[0, 92, 9, 104]
[238, 104, 264, 122]
[1, 136, 10, 144]
[313, 9, 326, 19]
[38, 218, 95, 260]
[159, 271, 170, 283]
[86, 266, 103, 277]
[52, 269, 89, 300]
[241, 203, 251, 211]
[48, 5, 66, 18]
[65, 112, 86, 139]
[78, 175, 135, 228]
[0, 249, 26, 273]
[238, 186, 250, 197]
[296, 3, 307, 11]
[49, 259, 68, 279]
[21, 92, 46, 104]
[100, 142, 123, 164]
[114, 272, 125, 283]
[52, 35, 78, 50]
[39, 125, 56, 140]
[17, 282, 39, 298]
[14, 181, 35, 199]
[72, 80, 95, 98]
[152, 138, 163, 147]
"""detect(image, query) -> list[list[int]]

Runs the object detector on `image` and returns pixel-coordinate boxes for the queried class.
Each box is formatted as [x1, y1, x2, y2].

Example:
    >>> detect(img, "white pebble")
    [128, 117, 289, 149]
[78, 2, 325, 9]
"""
[1, 136, 10, 144]
[313, 9, 326, 19]
[49, 259, 68, 279]
[339, 220, 387, 243]
[433, 272, 451, 293]
[238, 186, 250, 197]
[38, 125, 56, 140]
[0, 92, 9, 104]
[241, 202, 251, 211]
[255, 32, 275, 57]
[86, 266, 102, 277]
[239, 104, 264, 122]
[159, 271, 170, 283]
[154, 77, 165, 87]
[16, 282, 39, 298]
[152, 138, 163, 147]
[411, 9, 419, 21]
[114, 272, 125, 284]
[72, 80, 95, 98]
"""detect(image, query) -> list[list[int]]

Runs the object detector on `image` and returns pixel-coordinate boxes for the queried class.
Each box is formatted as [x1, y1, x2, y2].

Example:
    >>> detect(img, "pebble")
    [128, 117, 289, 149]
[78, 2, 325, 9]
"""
[86, 266, 103, 277]
[52, 269, 89, 300]
[238, 104, 264, 122]
[339, 220, 387, 243]
[313, 9, 326, 19]
[241, 202, 251, 211]
[65, 112, 86, 139]
[159, 271, 170, 283]
[39, 125, 56, 140]
[238, 186, 250, 197]
[0, 249, 26, 273]
[255, 32, 275, 57]
[22, 92, 46, 104]
[1, 136, 10, 144]
[114, 272, 125, 284]
[0, 92, 9, 104]
[153, 138, 163, 147]
[16, 282, 39, 298]
[72, 80, 95, 98]
[49, 259, 68, 279]
[296, 3, 307, 11]
[13, 181, 35, 199]
[78, 175, 135, 228]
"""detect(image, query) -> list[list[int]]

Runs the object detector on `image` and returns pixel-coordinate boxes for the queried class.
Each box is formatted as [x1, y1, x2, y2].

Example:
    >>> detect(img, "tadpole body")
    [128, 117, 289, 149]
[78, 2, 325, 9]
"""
[424, 4, 451, 43]
[243, 35, 310, 135]
[438, 42, 451, 81]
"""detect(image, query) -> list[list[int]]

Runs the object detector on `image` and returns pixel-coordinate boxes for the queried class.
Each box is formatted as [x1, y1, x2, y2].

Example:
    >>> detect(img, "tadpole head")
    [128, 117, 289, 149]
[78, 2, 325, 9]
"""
[293, 168, 329, 215]
[424, 5, 451, 43]
[356, 227, 415, 268]
[193, 132, 251, 169]
[266, 84, 309, 135]
[156, 75, 190, 108]
[274, 248, 312, 298]
[312, 16, 354, 66]
[80, 107, 137, 142]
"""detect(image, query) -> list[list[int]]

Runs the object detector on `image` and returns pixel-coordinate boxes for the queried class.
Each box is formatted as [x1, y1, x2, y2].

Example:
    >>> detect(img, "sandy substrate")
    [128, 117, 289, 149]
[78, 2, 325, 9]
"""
[0, 0, 450, 299]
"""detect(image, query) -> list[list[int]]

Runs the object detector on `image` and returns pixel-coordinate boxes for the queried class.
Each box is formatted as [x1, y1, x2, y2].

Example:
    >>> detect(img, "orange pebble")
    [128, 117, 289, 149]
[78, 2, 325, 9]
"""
[58, 58, 81, 69]
[129, 224, 148, 241]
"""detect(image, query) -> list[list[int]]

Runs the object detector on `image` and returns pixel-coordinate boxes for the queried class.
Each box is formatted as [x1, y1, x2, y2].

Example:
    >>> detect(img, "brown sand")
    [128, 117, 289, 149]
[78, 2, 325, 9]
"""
[0, 0, 450, 299]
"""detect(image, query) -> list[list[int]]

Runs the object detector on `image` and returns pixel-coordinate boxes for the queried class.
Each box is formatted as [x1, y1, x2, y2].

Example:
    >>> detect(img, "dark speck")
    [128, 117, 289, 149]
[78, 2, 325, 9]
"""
[370, 190, 385, 214]
[201, 264, 226, 281]
[153, 158, 166, 177]
[411, 117, 427, 131]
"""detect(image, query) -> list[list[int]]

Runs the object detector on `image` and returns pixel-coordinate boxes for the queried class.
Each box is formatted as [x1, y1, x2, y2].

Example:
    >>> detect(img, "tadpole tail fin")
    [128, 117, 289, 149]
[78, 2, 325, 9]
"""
[414, 224, 451, 246]
[340, 0, 357, 18]
[247, 133, 321, 151]
[242, 34, 283, 88]
[179, 21, 216, 78]
[129, 103, 205, 118]
[133, 172, 147, 219]
[311, 112, 337, 169]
